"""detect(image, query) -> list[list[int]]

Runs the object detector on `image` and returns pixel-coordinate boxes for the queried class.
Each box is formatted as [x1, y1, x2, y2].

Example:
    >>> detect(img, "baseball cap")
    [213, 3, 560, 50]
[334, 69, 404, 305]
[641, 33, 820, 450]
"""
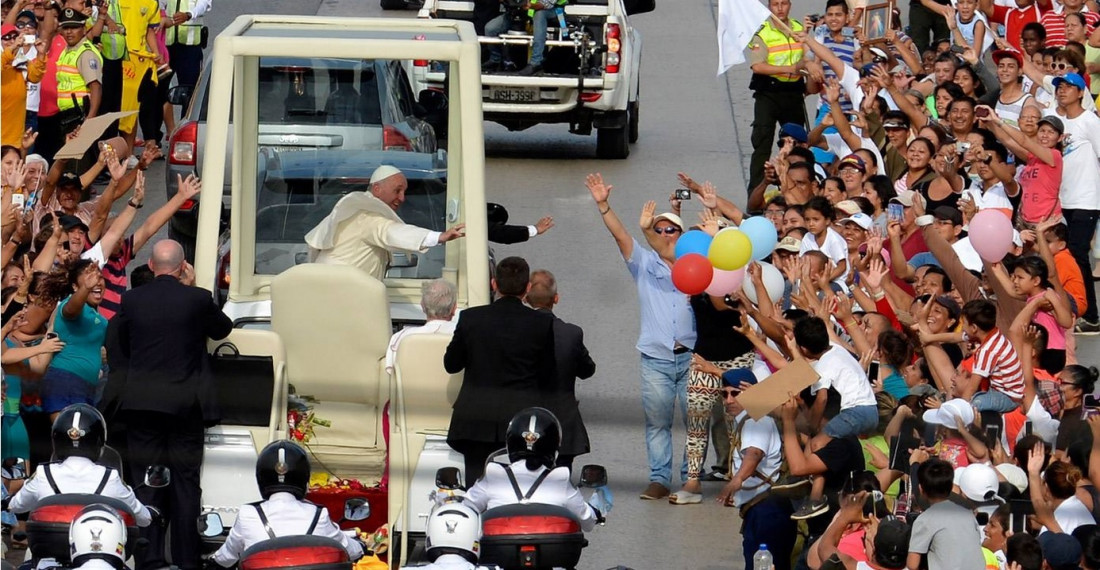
[889, 190, 915, 207]
[931, 206, 962, 226]
[780, 123, 808, 144]
[1, 24, 16, 37]
[1038, 532, 1083, 570]
[837, 154, 867, 173]
[839, 213, 873, 231]
[721, 368, 758, 390]
[57, 214, 89, 234]
[859, 63, 880, 78]
[834, 200, 862, 216]
[15, 10, 36, 25]
[889, 62, 912, 76]
[922, 398, 974, 427]
[653, 212, 684, 230]
[991, 49, 1023, 67]
[883, 113, 910, 129]
[995, 464, 1028, 494]
[954, 464, 1000, 503]
[57, 172, 82, 190]
[873, 518, 911, 569]
[1052, 72, 1087, 92]
[1038, 115, 1065, 135]
[775, 236, 801, 253]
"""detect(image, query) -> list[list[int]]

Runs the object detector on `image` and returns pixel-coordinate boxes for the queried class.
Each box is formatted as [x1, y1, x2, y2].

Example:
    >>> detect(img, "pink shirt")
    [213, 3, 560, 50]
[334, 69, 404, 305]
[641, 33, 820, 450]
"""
[1018, 150, 1063, 223]
[1028, 291, 1067, 350]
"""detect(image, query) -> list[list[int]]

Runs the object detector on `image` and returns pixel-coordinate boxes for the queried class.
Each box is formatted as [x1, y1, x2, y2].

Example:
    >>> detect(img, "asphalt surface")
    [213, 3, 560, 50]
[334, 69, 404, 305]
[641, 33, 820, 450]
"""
[113, 0, 1100, 569]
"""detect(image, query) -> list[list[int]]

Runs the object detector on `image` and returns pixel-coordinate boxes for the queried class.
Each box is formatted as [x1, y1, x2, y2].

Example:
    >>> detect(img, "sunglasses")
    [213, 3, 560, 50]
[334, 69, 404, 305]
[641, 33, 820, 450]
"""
[980, 155, 993, 165]
[15, 21, 37, 29]
[1052, 62, 1073, 71]
[653, 227, 681, 235]
[776, 137, 797, 149]
[764, 209, 786, 218]
[1, 33, 19, 41]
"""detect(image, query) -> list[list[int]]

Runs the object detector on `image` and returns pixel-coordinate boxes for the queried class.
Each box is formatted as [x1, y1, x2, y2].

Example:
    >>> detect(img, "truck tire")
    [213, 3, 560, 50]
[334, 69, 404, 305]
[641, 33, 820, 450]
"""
[628, 100, 639, 144]
[380, 0, 407, 9]
[596, 126, 630, 159]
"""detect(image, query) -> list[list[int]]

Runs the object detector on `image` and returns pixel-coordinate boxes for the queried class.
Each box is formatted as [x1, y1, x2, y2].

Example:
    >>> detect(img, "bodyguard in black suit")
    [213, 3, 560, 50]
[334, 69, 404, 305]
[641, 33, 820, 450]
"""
[526, 269, 596, 471]
[113, 240, 233, 570]
[444, 256, 557, 483]
[486, 202, 554, 245]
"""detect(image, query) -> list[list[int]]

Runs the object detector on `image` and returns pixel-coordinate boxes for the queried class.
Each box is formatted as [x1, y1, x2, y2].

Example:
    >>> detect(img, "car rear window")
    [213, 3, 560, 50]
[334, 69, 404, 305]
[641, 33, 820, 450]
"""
[198, 57, 384, 126]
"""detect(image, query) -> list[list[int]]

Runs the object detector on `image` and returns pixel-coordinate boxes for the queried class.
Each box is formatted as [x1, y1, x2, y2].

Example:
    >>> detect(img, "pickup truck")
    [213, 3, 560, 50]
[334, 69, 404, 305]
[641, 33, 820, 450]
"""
[416, 0, 653, 158]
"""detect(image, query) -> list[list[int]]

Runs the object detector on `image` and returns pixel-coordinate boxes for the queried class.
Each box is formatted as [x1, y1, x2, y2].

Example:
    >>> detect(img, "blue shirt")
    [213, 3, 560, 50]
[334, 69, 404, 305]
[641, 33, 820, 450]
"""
[625, 239, 696, 360]
[48, 295, 108, 384]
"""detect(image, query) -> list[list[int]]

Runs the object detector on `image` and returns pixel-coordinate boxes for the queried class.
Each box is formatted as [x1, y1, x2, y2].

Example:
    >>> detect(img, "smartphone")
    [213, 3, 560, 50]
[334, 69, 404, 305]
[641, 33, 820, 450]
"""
[975, 106, 990, 118]
[867, 360, 880, 383]
[23, 34, 34, 45]
[675, 188, 691, 200]
[841, 26, 856, 37]
[1024, 420, 1033, 437]
[888, 202, 904, 222]
[985, 424, 1001, 445]
[847, 113, 859, 123]
[45, 332, 58, 341]
[949, 45, 966, 54]
[10, 193, 24, 210]
[1086, 394, 1100, 407]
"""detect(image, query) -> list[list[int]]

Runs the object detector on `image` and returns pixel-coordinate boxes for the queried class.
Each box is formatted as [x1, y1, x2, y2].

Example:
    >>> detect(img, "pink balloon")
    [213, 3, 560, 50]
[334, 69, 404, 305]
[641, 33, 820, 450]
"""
[969, 210, 1014, 263]
[705, 268, 746, 296]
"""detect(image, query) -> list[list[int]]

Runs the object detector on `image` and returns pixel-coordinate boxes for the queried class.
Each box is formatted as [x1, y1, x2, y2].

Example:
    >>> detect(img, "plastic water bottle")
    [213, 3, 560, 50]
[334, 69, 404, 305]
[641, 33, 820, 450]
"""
[753, 544, 773, 570]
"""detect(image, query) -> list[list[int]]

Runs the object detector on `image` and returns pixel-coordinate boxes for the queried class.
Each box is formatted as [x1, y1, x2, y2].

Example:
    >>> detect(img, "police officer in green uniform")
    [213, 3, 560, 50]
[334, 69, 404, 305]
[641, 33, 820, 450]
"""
[747, 0, 808, 192]
[56, 8, 103, 124]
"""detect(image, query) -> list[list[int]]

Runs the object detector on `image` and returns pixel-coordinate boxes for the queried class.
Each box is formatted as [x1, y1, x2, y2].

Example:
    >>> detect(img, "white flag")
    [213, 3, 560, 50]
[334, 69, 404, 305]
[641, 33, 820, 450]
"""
[716, 0, 773, 76]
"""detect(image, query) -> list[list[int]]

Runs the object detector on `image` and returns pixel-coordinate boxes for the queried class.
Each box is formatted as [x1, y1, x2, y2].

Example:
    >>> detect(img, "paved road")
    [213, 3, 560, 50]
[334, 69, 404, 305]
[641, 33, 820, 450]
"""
[122, 1, 1100, 569]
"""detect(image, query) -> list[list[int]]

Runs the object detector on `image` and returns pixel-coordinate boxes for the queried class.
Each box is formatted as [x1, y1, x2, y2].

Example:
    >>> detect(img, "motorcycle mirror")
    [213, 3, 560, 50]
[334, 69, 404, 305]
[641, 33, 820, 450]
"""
[435, 467, 463, 491]
[144, 465, 171, 488]
[578, 464, 608, 488]
[343, 498, 370, 522]
[197, 512, 224, 538]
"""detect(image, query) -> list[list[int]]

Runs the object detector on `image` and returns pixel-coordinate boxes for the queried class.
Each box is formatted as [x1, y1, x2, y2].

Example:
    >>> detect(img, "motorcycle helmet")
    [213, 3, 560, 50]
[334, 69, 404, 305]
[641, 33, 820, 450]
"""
[51, 404, 107, 461]
[255, 440, 311, 500]
[69, 504, 127, 569]
[424, 501, 481, 563]
[505, 407, 561, 470]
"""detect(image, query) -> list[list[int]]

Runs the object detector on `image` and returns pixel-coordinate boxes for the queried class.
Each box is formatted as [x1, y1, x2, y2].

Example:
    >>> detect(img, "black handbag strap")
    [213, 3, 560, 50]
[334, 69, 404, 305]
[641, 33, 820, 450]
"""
[213, 342, 240, 357]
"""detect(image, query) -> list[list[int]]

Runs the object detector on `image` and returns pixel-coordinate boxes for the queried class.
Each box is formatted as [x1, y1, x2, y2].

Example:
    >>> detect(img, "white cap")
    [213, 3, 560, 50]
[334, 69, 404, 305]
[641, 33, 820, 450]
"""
[653, 212, 685, 230]
[839, 213, 873, 231]
[369, 165, 403, 185]
[954, 463, 1000, 502]
[922, 398, 975, 427]
[995, 463, 1028, 494]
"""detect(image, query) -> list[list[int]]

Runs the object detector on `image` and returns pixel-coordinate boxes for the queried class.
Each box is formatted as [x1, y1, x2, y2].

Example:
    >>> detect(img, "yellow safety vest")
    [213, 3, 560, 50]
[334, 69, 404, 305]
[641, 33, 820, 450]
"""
[165, 0, 204, 46]
[757, 19, 804, 82]
[57, 40, 103, 111]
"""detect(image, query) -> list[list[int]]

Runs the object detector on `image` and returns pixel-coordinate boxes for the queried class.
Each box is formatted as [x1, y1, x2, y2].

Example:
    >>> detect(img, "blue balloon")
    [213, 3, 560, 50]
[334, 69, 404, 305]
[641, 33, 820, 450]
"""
[674, 229, 713, 260]
[739, 216, 779, 261]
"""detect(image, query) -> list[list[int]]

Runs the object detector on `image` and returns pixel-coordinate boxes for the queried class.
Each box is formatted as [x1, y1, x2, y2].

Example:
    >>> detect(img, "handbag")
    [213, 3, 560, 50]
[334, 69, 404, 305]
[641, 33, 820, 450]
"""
[209, 342, 275, 427]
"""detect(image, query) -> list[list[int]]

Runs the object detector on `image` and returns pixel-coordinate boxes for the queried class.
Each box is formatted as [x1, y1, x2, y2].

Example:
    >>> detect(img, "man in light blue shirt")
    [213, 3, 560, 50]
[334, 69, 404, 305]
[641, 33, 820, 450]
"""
[585, 173, 696, 500]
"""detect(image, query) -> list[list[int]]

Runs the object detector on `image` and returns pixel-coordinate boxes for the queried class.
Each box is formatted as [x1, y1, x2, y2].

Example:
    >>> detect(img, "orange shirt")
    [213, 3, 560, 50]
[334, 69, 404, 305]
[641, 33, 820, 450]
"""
[1054, 248, 1087, 316]
[1, 50, 45, 148]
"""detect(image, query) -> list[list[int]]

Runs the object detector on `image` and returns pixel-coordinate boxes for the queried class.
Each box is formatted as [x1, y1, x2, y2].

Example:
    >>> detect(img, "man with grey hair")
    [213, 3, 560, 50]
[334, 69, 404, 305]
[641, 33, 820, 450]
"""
[305, 165, 467, 281]
[385, 278, 458, 374]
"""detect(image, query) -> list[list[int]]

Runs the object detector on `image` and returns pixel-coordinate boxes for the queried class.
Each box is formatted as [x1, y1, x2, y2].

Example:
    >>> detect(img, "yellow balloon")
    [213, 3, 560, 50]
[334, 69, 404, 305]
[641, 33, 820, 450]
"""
[708, 229, 752, 270]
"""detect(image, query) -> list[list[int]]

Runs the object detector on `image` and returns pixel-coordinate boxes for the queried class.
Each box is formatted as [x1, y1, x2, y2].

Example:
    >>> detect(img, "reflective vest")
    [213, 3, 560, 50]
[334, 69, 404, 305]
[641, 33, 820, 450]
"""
[756, 19, 803, 83]
[96, 0, 126, 60]
[165, 0, 204, 46]
[56, 40, 102, 111]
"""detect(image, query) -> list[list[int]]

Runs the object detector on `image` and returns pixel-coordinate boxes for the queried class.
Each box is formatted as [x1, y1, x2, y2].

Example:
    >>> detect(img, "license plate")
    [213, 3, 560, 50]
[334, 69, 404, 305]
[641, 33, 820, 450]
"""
[489, 87, 539, 103]
[270, 146, 313, 153]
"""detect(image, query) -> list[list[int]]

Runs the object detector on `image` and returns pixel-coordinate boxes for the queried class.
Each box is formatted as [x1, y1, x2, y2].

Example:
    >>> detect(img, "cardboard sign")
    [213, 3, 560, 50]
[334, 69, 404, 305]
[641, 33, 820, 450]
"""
[53, 111, 136, 159]
[737, 358, 820, 420]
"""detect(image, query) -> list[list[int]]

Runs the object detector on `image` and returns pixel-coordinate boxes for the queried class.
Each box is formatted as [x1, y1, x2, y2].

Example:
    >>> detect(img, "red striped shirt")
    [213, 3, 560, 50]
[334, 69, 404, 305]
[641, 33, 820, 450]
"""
[97, 235, 134, 320]
[972, 329, 1024, 400]
[1039, 9, 1100, 48]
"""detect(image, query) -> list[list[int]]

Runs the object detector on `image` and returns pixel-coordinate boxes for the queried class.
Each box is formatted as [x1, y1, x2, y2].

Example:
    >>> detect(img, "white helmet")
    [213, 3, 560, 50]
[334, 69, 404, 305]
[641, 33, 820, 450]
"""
[69, 504, 127, 568]
[425, 502, 481, 563]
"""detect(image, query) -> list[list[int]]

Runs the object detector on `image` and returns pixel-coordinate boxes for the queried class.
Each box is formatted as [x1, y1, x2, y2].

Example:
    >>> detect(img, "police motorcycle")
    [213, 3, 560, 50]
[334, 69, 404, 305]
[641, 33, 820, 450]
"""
[67, 503, 133, 570]
[420, 408, 612, 570]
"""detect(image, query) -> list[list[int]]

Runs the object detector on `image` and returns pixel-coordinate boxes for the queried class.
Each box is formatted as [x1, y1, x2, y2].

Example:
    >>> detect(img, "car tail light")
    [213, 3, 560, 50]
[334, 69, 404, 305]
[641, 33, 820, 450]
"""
[218, 251, 231, 288]
[179, 199, 197, 212]
[414, 59, 428, 67]
[383, 125, 413, 151]
[580, 92, 602, 102]
[169, 121, 198, 165]
[605, 24, 621, 74]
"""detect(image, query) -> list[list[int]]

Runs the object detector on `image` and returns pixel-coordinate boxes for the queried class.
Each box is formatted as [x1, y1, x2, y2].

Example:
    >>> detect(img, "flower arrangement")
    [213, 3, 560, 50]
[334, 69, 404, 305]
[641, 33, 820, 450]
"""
[286, 392, 330, 443]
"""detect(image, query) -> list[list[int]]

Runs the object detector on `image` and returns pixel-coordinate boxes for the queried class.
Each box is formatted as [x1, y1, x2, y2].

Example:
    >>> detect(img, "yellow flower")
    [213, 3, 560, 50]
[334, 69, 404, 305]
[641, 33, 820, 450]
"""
[308, 473, 331, 487]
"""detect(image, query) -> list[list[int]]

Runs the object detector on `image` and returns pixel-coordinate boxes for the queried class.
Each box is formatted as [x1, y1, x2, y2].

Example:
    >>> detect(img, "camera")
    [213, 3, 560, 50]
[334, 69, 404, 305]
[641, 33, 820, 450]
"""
[975, 106, 990, 118]
[674, 188, 691, 201]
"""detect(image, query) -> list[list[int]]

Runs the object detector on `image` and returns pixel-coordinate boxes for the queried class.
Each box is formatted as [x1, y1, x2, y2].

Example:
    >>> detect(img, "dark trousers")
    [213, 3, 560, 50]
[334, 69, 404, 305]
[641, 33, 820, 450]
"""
[137, 68, 164, 145]
[35, 113, 63, 168]
[100, 57, 124, 139]
[741, 495, 796, 570]
[748, 90, 807, 191]
[455, 440, 503, 485]
[1064, 208, 1099, 322]
[168, 44, 203, 116]
[126, 409, 204, 570]
[472, 0, 500, 34]
[908, 3, 950, 54]
[555, 454, 575, 472]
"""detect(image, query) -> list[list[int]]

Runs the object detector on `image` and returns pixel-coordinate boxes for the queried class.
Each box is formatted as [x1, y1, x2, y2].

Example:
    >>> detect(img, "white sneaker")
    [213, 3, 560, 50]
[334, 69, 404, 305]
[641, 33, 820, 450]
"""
[127, 156, 139, 169]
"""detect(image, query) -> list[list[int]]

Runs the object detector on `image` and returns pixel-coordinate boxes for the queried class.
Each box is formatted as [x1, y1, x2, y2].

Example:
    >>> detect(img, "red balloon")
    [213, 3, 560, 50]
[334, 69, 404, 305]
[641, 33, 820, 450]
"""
[672, 253, 714, 295]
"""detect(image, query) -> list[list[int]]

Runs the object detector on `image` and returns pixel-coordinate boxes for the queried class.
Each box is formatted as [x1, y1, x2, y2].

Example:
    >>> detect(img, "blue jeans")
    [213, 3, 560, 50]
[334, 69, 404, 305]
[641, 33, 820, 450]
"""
[640, 352, 690, 488]
[972, 389, 1020, 413]
[485, 9, 554, 66]
[742, 495, 796, 570]
[824, 404, 878, 439]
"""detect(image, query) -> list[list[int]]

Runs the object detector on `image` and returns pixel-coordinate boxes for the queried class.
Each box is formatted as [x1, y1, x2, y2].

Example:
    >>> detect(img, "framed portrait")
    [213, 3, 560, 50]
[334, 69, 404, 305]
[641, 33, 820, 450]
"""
[862, 1, 894, 44]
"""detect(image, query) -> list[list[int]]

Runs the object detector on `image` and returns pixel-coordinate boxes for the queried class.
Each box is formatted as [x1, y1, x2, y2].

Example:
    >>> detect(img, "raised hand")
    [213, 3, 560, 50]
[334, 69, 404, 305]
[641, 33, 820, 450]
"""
[585, 173, 612, 204]
[106, 155, 126, 181]
[132, 171, 146, 204]
[864, 258, 887, 290]
[676, 172, 699, 192]
[177, 173, 201, 200]
[21, 129, 37, 153]
[1026, 443, 1046, 475]
[534, 216, 554, 235]
[180, 261, 196, 286]
[439, 224, 467, 243]
[698, 209, 720, 237]
[640, 200, 656, 230]
[700, 181, 718, 210]
[823, 78, 841, 104]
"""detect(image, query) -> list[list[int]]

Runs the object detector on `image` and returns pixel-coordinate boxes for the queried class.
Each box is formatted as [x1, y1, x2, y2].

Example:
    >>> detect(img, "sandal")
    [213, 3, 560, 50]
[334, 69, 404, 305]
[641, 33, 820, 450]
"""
[668, 490, 702, 505]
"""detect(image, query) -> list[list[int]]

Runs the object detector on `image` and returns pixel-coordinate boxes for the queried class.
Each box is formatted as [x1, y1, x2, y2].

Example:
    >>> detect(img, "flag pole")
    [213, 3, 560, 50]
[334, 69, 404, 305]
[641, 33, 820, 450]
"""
[769, 13, 795, 36]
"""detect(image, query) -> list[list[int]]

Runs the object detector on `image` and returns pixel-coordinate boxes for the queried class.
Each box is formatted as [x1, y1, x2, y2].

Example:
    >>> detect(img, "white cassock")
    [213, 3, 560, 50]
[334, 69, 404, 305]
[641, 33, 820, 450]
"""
[304, 192, 442, 282]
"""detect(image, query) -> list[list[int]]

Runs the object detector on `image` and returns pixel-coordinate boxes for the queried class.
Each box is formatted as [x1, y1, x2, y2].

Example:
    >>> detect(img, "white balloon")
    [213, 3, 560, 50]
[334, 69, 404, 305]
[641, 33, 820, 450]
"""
[741, 262, 785, 306]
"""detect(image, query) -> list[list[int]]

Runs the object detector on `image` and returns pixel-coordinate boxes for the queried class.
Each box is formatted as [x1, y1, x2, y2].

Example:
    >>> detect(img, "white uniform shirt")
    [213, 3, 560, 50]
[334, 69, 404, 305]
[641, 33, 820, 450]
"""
[212, 492, 364, 567]
[810, 343, 877, 409]
[401, 553, 495, 570]
[8, 457, 151, 526]
[385, 319, 456, 374]
[730, 411, 783, 507]
[464, 461, 597, 532]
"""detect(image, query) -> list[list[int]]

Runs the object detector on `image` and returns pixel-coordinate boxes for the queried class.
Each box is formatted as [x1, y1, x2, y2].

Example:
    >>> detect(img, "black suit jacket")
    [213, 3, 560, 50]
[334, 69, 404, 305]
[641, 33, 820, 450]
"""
[444, 296, 557, 446]
[114, 275, 233, 420]
[538, 308, 596, 456]
[487, 223, 532, 245]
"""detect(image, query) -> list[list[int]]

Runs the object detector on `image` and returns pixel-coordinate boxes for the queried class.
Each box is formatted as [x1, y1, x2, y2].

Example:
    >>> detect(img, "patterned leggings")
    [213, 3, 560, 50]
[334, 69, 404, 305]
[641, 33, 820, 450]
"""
[685, 352, 756, 480]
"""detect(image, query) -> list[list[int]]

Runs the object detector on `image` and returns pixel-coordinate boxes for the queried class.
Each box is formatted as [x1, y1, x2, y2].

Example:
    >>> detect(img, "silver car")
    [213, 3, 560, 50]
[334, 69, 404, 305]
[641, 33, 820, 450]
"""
[165, 56, 443, 258]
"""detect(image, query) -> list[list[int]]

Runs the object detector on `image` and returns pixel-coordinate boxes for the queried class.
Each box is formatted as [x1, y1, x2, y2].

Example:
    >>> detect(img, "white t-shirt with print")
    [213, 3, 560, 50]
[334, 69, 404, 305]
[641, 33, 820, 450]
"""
[730, 411, 783, 507]
[810, 343, 877, 409]
[1056, 110, 1100, 210]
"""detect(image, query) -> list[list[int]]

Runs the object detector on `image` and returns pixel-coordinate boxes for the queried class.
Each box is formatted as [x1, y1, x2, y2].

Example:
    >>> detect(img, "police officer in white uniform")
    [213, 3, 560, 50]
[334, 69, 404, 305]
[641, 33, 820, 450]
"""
[211, 441, 364, 567]
[69, 504, 130, 570]
[463, 408, 598, 532]
[8, 404, 151, 527]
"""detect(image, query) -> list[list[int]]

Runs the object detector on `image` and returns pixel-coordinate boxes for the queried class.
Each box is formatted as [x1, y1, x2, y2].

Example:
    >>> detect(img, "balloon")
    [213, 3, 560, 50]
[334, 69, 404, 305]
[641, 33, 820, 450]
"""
[739, 216, 779, 261]
[671, 253, 714, 295]
[969, 210, 1014, 262]
[708, 229, 753, 270]
[705, 268, 746, 296]
[674, 229, 713, 260]
[741, 262, 785, 306]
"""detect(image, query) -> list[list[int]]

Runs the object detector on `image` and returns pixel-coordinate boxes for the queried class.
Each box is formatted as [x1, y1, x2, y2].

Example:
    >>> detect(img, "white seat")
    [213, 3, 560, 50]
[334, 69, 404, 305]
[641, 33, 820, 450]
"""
[271, 264, 390, 484]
